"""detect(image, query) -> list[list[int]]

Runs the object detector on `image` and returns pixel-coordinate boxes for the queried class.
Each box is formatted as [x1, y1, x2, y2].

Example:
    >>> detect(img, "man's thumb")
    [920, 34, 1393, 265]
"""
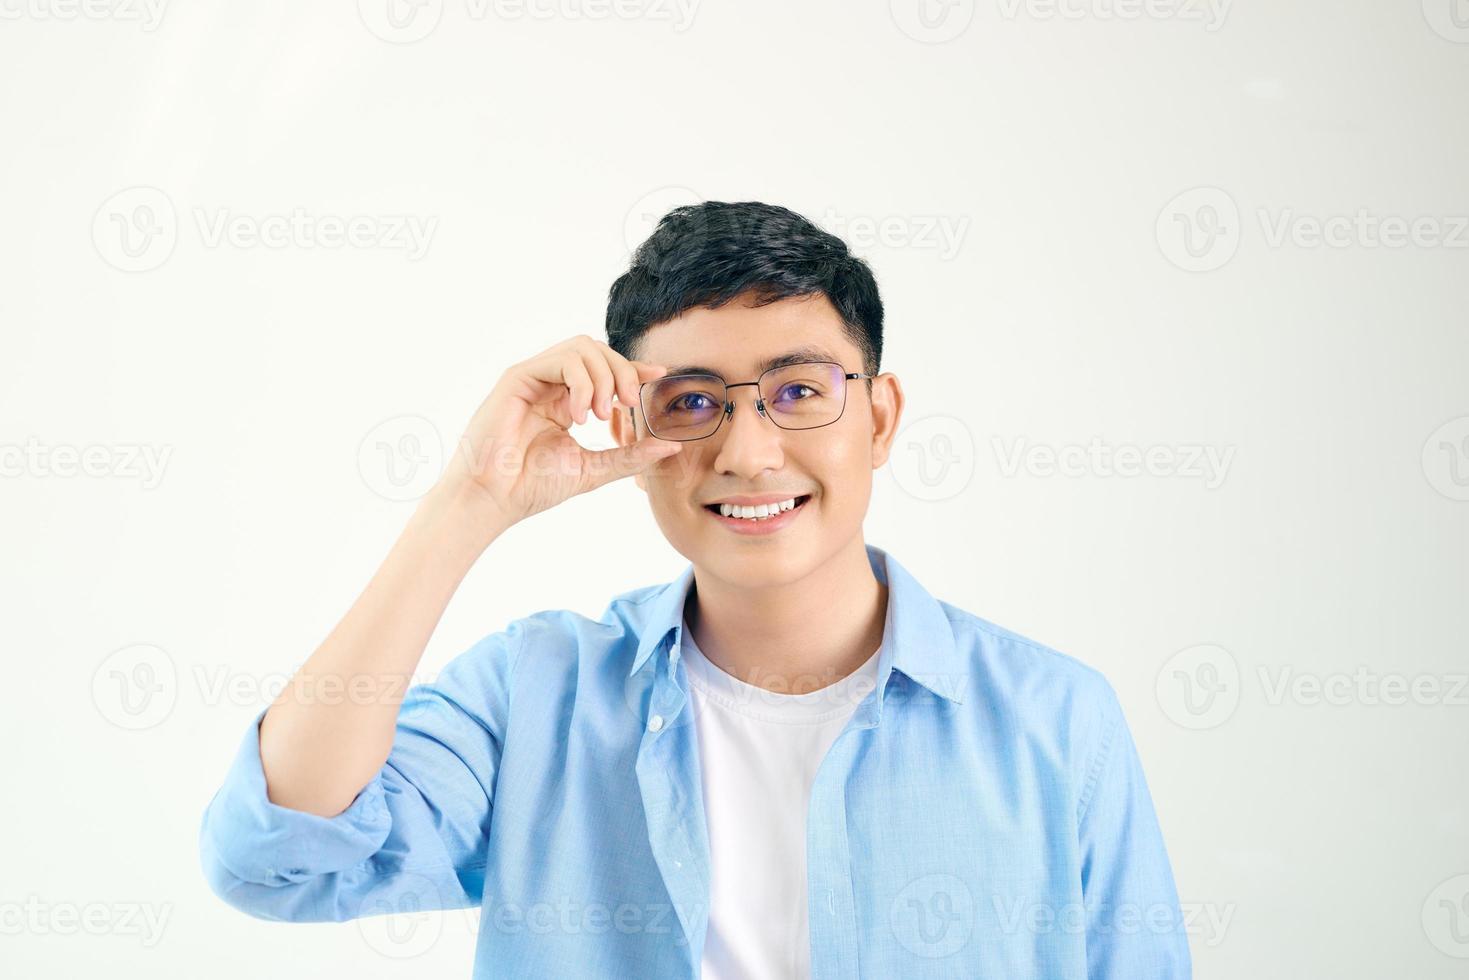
[582, 437, 683, 491]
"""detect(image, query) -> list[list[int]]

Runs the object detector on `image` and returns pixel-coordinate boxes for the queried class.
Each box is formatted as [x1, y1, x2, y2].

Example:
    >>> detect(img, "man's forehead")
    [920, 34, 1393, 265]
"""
[656, 343, 851, 380]
[637, 295, 859, 377]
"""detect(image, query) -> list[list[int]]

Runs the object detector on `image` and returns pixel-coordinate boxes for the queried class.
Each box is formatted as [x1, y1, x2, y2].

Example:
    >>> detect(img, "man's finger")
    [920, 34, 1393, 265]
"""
[579, 437, 683, 493]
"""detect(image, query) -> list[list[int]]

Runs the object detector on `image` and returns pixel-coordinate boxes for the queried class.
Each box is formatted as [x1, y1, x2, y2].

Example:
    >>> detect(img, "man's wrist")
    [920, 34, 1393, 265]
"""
[411, 479, 512, 562]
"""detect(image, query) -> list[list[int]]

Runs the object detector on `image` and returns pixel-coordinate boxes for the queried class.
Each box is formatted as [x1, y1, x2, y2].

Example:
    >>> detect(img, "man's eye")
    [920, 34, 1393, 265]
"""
[776, 383, 816, 402]
[670, 392, 715, 413]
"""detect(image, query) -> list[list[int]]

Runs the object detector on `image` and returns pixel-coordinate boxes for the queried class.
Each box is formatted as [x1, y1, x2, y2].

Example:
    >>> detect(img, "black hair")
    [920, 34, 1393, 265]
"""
[605, 201, 883, 377]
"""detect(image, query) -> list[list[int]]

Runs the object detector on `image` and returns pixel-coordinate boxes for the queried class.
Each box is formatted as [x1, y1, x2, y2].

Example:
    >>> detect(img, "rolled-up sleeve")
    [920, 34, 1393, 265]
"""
[198, 620, 524, 923]
[1077, 684, 1193, 979]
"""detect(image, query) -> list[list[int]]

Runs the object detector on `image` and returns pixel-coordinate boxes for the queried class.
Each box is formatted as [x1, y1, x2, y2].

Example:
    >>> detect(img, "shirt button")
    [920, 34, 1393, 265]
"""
[648, 714, 665, 732]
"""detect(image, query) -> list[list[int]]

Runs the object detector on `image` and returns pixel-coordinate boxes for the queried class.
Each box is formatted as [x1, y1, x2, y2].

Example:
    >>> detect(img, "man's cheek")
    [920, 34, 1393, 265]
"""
[664, 445, 702, 492]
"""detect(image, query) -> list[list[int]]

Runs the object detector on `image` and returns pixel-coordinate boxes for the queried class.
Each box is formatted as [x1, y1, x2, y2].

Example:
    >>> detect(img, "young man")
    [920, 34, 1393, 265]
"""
[199, 202, 1192, 978]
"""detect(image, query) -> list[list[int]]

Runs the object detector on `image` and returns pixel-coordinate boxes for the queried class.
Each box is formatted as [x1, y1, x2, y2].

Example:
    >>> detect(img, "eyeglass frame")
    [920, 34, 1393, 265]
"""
[629, 359, 875, 442]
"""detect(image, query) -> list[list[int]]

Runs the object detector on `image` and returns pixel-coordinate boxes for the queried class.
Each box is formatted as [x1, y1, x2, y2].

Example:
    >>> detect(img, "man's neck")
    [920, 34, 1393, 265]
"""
[684, 539, 888, 695]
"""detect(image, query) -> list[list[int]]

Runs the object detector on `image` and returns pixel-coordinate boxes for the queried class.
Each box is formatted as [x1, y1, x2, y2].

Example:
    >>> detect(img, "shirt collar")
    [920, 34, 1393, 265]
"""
[626, 543, 965, 704]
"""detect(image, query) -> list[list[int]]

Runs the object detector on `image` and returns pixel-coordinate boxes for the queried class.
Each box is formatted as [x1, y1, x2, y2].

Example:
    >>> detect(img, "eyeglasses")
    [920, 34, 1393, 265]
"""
[633, 360, 873, 442]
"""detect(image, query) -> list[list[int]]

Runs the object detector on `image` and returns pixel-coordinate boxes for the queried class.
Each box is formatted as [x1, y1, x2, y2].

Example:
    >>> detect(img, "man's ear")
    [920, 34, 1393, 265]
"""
[609, 405, 650, 493]
[869, 372, 904, 470]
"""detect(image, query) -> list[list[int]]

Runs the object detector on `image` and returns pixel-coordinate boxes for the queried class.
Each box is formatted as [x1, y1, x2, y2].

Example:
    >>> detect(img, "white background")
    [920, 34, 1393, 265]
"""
[2, 1, 1466, 977]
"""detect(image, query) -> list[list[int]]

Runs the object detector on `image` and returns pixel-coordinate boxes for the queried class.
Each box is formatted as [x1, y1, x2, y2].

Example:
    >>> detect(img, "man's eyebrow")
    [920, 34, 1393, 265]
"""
[662, 345, 845, 379]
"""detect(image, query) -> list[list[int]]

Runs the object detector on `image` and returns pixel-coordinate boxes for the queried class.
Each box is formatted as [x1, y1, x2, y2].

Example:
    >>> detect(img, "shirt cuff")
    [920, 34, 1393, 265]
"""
[199, 707, 393, 887]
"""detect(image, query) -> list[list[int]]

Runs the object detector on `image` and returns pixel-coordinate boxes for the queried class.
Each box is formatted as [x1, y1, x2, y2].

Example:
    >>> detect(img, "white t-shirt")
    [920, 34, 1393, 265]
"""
[679, 616, 882, 979]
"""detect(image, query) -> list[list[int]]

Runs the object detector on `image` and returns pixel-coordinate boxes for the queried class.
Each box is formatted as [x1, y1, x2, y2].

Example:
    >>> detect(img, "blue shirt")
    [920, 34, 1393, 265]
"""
[199, 543, 1192, 978]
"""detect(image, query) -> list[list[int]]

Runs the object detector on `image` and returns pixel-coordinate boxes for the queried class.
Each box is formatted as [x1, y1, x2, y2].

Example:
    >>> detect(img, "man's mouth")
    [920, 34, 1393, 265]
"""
[702, 494, 812, 522]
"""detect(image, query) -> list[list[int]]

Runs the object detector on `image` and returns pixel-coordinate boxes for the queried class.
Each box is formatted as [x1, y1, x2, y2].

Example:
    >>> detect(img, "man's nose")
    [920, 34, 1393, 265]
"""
[712, 386, 784, 478]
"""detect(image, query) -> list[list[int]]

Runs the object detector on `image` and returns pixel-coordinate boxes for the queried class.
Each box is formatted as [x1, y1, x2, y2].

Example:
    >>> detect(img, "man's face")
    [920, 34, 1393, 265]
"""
[610, 290, 903, 589]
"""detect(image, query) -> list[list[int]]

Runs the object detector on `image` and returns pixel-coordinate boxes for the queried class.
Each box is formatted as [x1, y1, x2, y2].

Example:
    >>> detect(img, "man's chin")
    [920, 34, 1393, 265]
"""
[692, 536, 825, 588]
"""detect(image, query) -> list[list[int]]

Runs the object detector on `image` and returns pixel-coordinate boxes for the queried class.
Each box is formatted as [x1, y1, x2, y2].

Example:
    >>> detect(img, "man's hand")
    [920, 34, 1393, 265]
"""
[437, 334, 684, 530]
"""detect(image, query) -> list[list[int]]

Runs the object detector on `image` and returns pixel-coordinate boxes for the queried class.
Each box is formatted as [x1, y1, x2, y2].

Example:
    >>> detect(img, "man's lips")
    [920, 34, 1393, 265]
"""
[702, 494, 812, 517]
[702, 494, 812, 532]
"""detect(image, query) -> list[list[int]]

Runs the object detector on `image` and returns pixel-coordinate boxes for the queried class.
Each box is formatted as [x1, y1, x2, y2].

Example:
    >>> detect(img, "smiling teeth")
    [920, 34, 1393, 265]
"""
[719, 497, 799, 519]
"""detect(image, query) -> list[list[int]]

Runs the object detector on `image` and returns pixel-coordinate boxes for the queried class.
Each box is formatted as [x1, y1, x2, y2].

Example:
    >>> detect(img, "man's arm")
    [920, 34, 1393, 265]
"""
[198, 617, 523, 921]
[257, 483, 506, 818]
[1078, 682, 1194, 978]
[198, 336, 683, 921]
[254, 336, 677, 818]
